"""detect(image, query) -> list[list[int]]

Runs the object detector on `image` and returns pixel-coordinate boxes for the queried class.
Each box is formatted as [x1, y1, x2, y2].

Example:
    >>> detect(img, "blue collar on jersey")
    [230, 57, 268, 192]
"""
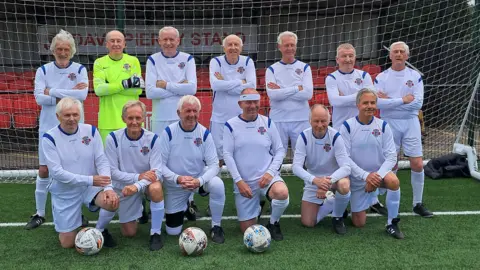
[57, 124, 78, 136]
[224, 55, 240, 65]
[53, 60, 73, 69]
[355, 115, 374, 125]
[124, 128, 144, 141]
[179, 122, 198, 132]
[279, 59, 298, 65]
[238, 114, 258, 123]
[338, 69, 355, 75]
[161, 51, 180, 58]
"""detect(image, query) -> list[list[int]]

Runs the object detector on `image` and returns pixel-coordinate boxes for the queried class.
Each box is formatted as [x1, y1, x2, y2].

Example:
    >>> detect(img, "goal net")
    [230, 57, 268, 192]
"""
[0, 0, 478, 182]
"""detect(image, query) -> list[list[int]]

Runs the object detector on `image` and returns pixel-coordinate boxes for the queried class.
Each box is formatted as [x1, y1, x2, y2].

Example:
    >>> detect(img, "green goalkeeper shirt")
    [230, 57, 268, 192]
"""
[93, 53, 143, 129]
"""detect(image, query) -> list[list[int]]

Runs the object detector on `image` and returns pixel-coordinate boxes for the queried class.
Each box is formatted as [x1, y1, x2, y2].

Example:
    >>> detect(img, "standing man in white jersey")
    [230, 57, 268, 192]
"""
[96, 101, 165, 251]
[146, 26, 198, 218]
[209, 34, 256, 166]
[26, 29, 89, 230]
[223, 88, 289, 240]
[375, 41, 433, 217]
[266, 31, 313, 154]
[325, 43, 386, 216]
[292, 104, 351, 234]
[159, 95, 226, 244]
[340, 89, 404, 239]
[42, 97, 119, 248]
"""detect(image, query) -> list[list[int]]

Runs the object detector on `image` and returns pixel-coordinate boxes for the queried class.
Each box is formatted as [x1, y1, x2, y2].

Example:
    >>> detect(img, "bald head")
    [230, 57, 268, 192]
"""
[310, 104, 330, 121]
[106, 30, 125, 41]
[241, 88, 258, 95]
[106, 30, 126, 57]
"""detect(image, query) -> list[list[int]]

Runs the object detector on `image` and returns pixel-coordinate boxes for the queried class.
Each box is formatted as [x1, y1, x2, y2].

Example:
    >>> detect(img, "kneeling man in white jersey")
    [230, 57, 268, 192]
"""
[292, 104, 351, 234]
[96, 101, 165, 251]
[340, 89, 403, 239]
[224, 88, 289, 240]
[42, 97, 119, 248]
[159, 95, 226, 244]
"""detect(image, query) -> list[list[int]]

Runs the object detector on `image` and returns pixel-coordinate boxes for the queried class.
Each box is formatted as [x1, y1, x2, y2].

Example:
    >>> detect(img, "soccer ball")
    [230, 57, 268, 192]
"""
[179, 227, 208, 256]
[243, 224, 271, 253]
[75, 227, 104, 256]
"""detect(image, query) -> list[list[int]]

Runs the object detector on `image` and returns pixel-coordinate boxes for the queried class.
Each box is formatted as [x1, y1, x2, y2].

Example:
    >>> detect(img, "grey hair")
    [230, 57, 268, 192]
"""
[222, 34, 243, 47]
[390, 41, 410, 55]
[336, 43, 356, 57]
[177, 95, 202, 111]
[105, 30, 125, 41]
[277, 31, 298, 45]
[240, 88, 258, 95]
[56, 97, 83, 116]
[309, 104, 330, 121]
[50, 29, 76, 57]
[159, 26, 180, 38]
[122, 100, 147, 119]
[356, 88, 378, 105]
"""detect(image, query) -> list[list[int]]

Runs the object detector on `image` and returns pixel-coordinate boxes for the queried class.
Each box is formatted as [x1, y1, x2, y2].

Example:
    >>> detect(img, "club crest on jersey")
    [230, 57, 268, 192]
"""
[141, 146, 150, 155]
[258, 126, 266, 135]
[81, 136, 91, 145]
[68, 73, 76, 81]
[372, 129, 381, 137]
[237, 67, 245, 74]
[178, 62, 185, 69]
[323, 143, 331, 152]
[194, 137, 202, 147]
[295, 68, 303, 75]
[406, 80, 414, 88]
[355, 78, 363, 85]
[123, 63, 131, 71]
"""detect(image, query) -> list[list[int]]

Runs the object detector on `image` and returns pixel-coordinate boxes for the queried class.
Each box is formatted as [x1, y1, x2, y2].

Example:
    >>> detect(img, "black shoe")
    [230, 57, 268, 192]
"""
[266, 222, 284, 241]
[332, 217, 347, 235]
[25, 214, 45, 230]
[386, 218, 404, 239]
[185, 201, 197, 221]
[342, 209, 349, 219]
[81, 215, 89, 228]
[102, 229, 117, 248]
[370, 202, 388, 216]
[257, 199, 266, 221]
[413, 203, 433, 218]
[149, 233, 164, 251]
[210, 225, 225, 244]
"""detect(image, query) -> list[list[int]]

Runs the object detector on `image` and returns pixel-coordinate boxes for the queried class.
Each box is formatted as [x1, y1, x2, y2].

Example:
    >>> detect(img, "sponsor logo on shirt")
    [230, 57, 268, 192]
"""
[258, 126, 266, 135]
[372, 129, 381, 137]
[178, 62, 186, 69]
[82, 136, 91, 145]
[123, 63, 131, 71]
[355, 78, 363, 85]
[295, 68, 303, 75]
[68, 73, 77, 81]
[323, 143, 331, 152]
[237, 67, 245, 74]
[194, 137, 202, 147]
[406, 80, 414, 88]
[141, 146, 150, 155]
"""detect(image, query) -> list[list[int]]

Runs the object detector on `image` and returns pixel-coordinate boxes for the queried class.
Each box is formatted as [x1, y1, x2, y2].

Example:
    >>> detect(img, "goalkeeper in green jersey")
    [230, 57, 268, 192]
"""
[93, 30, 144, 142]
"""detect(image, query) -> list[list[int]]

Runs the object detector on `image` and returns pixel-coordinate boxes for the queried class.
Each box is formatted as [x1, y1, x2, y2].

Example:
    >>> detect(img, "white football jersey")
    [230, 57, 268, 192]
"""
[375, 67, 423, 119]
[42, 123, 111, 195]
[34, 61, 88, 132]
[339, 116, 397, 189]
[209, 55, 256, 123]
[325, 69, 374, 130]
[223, 114, 285, 183]
[159, 121, 219, 188]
[266, 59, 313, 122]
[146, 51, 197, 122]
[105, 128, 161, 191]
[292, 127, 351, 190]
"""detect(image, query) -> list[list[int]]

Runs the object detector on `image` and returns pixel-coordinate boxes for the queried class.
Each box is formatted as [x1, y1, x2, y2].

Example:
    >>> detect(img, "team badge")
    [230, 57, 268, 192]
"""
[81, 136, 91, 145]
[258, 126, 266, 135]
[323, 143, 331, 152]
[178, 62, 186, 69]
[194, 137, 202, 147]
[372, 129, 381, 137]
[355, 78, 363, 85]
[295, 68, 303, 75]
[406, 80, 414, 88]
[237, 67, 245, 74]
[68, 73, 76, 81]
[123, 63, 131, 71]
[141, 146, 150, 155]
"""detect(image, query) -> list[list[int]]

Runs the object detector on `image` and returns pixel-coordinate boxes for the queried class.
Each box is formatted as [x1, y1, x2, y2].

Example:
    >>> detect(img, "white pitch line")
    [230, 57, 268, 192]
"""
[1, 211, 480, 227]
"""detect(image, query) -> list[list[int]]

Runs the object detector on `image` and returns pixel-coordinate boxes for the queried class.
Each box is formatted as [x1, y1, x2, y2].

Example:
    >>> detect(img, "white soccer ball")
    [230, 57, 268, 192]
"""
[179, 227, 208, 256]
[243, 224, 271, 253]
[75, 227, 104, 256]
